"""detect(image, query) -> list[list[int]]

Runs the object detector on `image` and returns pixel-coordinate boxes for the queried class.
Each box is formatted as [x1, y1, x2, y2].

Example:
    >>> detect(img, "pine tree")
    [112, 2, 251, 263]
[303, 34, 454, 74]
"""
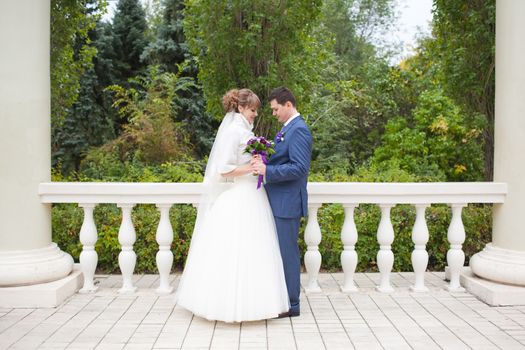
[52, 22, 117, 173]
[52, 66, 116, 173]
[111, 0, 149, 87]
[141, 0, 189, 73]
[142, 0, 216, 158]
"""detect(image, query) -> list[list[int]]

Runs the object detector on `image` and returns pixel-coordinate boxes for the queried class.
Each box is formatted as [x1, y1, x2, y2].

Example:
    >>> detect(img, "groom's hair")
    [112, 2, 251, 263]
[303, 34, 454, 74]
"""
[269, 87, 296, 107]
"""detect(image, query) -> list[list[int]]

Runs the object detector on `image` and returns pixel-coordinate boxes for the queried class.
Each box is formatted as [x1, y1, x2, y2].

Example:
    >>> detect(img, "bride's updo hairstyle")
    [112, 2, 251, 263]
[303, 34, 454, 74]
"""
[222, 88, 261, 113]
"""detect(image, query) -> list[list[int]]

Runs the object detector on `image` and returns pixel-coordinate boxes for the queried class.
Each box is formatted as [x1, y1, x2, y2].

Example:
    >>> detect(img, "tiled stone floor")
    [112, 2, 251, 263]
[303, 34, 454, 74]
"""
[1, 272, 525, 349]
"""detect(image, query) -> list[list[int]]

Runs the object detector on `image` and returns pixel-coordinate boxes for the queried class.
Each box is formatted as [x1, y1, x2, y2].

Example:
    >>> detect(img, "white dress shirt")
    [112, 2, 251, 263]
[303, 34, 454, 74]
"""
[284, 112, 300, 127]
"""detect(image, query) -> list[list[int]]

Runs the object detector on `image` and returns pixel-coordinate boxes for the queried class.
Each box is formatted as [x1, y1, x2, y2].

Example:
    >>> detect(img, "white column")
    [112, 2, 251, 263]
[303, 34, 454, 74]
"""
[340, 204, 358, 292]
[470, 0, 525, 286]
[155, 204, 174, 294]
[79, 204, 98, 293]
[118, 204, 137, 293]
[0, 0, 73, 286]
[411, 204, 429, 292]
[447, 204, 466, 292]
[304, 204, 322, 293]
[376, 204, 394, 293]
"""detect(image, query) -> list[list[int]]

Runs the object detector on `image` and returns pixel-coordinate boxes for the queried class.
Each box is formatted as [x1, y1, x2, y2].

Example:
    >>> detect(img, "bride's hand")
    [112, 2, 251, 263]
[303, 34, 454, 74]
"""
[248, 163, 259, 175]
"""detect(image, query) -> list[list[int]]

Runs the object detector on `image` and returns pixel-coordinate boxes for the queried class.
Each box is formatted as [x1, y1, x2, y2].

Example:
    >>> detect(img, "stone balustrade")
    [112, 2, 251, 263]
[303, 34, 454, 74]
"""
[39, 182, 506, 294]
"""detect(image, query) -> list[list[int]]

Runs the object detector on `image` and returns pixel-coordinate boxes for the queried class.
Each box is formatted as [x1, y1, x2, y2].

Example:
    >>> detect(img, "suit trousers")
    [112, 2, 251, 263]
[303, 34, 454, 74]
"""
[274, 216, 301, 314]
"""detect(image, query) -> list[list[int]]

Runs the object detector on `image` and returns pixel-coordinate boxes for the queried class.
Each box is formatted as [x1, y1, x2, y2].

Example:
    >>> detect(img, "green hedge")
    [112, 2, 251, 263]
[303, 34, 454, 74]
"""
[53, 203, 196, 273]
[309, 203, 491, 272]
[52, 201, 491, 273]
[51, 161, 492, 273]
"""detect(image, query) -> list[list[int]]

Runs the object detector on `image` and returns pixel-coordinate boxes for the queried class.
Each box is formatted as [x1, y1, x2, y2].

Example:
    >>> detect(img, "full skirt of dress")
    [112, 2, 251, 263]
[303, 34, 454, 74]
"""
[175, 175, 289, 323]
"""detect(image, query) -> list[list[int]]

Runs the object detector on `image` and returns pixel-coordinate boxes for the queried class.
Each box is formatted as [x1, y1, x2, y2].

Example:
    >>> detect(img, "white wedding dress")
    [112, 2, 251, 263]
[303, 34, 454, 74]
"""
[176, 112, 289, 323]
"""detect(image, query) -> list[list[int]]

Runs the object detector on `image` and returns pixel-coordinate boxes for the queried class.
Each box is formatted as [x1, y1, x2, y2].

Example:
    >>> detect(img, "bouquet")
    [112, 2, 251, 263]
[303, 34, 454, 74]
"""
[244, 136, 275, 189]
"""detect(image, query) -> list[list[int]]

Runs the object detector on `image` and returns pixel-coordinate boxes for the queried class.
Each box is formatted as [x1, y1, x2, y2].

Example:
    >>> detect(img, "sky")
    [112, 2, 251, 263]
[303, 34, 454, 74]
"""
[103, 0, 434, 64]
[390, 0, 434, 62]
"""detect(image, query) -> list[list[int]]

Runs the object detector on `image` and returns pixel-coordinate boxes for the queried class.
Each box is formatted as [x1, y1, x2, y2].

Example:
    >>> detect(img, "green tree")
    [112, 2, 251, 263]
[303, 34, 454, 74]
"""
[143, 0, 164, 41]
[52, 66, 115, 173]
[310, 0, 400, 174]
[142, 0, 216, 157]
[310, 61, 405, 174]
[93, 21, 118, 88]
[430, 0, 495, 180]
[142, 0, 191, 73]
[50, 0, 106, 126]
[111, 0, 149, 87]
[95, 66, 194, 166]
[184, 0, 326, 135]
[53, 21, 118, 173]
[369, 89, 485, 182]
[321, 0, 396, 74]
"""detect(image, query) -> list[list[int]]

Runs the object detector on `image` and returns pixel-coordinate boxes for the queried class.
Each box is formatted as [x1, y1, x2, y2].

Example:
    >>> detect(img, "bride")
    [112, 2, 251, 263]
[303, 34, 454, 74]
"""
[175, 88, 289, 322]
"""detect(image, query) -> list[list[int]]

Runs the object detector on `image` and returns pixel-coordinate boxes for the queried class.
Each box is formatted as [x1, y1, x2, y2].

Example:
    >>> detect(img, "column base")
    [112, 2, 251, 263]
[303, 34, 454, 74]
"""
[0, 243, 74, 286]
[470, 243, 525, 286]
[461, 266, 525, 306]
[0, 264, 82, 308]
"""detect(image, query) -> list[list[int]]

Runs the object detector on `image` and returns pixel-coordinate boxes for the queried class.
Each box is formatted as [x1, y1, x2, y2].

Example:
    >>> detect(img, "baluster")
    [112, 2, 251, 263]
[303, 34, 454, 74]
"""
[341, 204, 358, 292]
[117, 204, 137, 293]
[447, 203, 466, 292]
[377, 204, 395, 293]
[304, 204, 322, 293]
[411, 204, 430, 292]
[79, 203, 98, 293]
[156, 204, 174, 294]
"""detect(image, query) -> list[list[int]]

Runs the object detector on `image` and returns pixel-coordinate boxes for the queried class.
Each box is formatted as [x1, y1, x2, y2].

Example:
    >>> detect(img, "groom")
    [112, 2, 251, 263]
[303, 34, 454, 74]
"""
[252, 87, 312, 317]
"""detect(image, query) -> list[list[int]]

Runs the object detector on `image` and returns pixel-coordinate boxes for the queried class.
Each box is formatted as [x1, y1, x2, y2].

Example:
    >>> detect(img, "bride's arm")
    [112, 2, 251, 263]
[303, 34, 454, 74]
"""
[218, 128, 257, 178]
[220, 164, 254, 178]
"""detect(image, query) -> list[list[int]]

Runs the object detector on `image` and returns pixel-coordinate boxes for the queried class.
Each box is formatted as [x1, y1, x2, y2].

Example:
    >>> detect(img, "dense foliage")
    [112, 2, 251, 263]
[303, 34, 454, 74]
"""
[50, 0, 105, 126]
[142, 0, 216, 157]
[50, 0, 495, 272]
[431, 0, 495, 180]
[184, 0, 328, 136]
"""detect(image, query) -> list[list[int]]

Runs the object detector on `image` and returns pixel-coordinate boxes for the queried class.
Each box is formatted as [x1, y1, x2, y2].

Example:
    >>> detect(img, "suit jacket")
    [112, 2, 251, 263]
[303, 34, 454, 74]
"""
[265, 116, 312, 218]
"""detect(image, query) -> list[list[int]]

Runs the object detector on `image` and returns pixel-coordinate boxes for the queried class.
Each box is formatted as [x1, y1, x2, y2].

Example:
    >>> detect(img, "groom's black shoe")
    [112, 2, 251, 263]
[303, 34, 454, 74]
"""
[276, 310, 300, 318]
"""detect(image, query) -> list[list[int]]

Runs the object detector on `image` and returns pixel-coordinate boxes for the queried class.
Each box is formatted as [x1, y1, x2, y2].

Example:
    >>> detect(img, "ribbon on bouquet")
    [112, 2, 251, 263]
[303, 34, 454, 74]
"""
[256, 152, 268, 189]
[253, 151, 268, 189]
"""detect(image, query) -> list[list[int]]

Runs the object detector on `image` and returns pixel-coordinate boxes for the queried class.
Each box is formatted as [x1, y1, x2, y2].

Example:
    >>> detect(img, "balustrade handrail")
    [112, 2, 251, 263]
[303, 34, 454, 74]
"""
[39, 181, 507, 204]
[38, 181, 507, 295]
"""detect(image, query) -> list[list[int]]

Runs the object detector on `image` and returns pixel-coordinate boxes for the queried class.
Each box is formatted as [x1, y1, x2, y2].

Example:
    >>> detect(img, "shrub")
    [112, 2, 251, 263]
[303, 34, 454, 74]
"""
[53, 195, 491, 273]
[52, 160, 491, 273]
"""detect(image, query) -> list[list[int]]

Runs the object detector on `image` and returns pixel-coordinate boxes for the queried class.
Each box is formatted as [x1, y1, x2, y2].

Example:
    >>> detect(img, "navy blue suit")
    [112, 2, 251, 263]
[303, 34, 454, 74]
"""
[265, 116, 312, 314]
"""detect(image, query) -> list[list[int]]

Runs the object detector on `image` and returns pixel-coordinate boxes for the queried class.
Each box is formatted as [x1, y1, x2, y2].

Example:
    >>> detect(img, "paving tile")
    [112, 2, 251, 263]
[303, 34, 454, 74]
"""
[5, 273, 525, 350]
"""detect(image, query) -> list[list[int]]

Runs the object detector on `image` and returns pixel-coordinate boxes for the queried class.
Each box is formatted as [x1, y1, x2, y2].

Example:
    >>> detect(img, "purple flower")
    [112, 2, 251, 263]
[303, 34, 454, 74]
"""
[244, 135, 276, 189]
[274, 131, 285, 144]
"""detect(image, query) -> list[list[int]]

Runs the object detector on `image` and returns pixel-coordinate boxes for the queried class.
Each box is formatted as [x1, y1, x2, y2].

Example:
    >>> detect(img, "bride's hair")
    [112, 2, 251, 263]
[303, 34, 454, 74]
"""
[222, 88, 261, 112]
